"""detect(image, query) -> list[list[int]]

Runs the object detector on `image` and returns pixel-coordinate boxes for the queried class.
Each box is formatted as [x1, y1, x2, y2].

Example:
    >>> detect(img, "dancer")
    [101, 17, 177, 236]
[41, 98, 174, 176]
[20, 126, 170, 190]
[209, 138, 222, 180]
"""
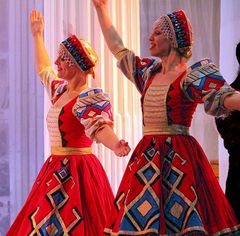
[6, 10, 130, 236]
[215, 41, 240, 222]
[93, 0, 240, 235]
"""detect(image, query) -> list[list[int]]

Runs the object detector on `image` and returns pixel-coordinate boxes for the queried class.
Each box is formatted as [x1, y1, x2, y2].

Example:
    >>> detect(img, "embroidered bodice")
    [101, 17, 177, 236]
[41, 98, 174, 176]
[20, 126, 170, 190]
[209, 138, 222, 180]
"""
[39, 67, 113, 149]
[117, 49, 237, 135]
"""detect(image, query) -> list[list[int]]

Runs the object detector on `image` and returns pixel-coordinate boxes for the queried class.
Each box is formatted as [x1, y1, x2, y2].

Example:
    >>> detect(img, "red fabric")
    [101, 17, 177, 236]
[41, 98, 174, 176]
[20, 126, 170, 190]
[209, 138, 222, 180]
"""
[105, 135, 240, 235]
[111, 51, 240, 234]
[6, 89, 114, 235]
[167, 72, 198, 126]
[57, 97, 94, 148]
[7, 154, 113, 236]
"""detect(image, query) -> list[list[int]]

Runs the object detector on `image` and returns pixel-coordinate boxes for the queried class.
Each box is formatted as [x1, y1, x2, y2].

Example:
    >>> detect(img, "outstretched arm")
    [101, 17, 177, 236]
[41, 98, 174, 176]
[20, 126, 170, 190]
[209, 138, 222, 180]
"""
[92, 0, 126, 59]
[30, 10, 51, 73]
[223, 93, 240, 111]
[95, 125, 131, 157]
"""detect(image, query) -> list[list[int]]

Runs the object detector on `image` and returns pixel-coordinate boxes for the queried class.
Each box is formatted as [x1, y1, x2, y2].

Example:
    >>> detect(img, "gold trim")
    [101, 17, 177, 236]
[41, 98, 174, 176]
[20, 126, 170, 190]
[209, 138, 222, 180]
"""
[51, 147, 92, 155]
[144, 125, 189, 135]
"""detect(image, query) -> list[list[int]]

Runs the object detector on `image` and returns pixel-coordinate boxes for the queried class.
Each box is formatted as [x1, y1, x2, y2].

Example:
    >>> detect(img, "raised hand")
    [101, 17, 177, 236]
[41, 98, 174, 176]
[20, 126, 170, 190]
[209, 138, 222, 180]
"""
[30, 10, 44, 37]
[114, 139, 131, 157]
[92, 0, 108, 8]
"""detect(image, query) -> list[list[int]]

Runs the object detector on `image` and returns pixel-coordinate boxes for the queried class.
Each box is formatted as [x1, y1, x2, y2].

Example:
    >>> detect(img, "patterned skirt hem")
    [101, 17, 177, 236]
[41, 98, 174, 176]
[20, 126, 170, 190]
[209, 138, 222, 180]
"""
[104, 224, 240, 235]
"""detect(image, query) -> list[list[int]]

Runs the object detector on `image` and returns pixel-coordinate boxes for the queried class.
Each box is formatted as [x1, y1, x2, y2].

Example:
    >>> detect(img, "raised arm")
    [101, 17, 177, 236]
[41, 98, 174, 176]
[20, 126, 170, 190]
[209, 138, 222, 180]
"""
[30, 10, 51, 73]
[92, 0, 126, 59]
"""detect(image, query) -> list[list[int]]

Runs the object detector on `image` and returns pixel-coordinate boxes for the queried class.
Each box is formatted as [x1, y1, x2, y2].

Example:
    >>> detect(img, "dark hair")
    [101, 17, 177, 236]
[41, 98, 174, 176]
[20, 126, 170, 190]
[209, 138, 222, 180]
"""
[236, 42, 240, 64]
[230, 42, 240, 90]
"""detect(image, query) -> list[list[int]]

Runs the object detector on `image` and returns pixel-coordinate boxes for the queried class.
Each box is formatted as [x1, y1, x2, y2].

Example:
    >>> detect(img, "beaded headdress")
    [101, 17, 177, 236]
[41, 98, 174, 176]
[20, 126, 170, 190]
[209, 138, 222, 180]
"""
[58, 35, 98, 77]
[154, 10, 193, 49]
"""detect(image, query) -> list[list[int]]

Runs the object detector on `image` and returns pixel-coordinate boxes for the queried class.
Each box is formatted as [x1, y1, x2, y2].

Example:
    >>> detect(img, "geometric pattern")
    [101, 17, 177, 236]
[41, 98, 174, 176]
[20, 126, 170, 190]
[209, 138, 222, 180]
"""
[183, 59, 226, 103]
[167, 10, 192, 48]
[55, 166, 70, 184]
[73, 88, 114, 138]
[113, 137, 207, 235]
[118, 140, 160, 234]
[73, 88, 113, 120]
[166, 85, 174, 125]
[58, 108, 68, 147]
[138, 60, 161, 118]
[61, 35, 95, 72]
[105, 50, 240, 235]
[162, 138, 206, 235]
[134, 57, 156, 93]
[141, 138, 158, 162]
[28, 159, 82, 235]
[119, 189, 159, 232]
[52, 80, 67, 102]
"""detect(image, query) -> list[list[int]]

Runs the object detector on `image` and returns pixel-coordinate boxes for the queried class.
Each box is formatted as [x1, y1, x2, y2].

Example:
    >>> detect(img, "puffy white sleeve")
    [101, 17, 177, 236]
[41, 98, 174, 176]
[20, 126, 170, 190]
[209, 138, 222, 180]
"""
[181, 59, 237, 118]
[38, 66, 67, 102]
[73, 88, 114, 140]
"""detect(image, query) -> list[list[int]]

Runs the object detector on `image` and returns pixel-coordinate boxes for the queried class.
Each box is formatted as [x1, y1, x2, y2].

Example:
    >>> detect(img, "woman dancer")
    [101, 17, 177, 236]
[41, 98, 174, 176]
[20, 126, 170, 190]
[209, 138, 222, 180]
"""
[93, 0, 240, 235]
[6, 10, 130, 236]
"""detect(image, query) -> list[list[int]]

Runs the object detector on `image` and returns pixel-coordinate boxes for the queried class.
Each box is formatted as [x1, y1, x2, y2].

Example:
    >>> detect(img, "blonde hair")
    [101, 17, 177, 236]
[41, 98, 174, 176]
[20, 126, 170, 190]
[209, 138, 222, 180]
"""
[177, 46, 192, 60]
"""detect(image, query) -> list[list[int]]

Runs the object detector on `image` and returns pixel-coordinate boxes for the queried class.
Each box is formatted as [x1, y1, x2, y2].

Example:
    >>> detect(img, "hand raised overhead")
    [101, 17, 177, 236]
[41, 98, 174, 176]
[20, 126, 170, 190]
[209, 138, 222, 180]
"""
[92, 0, 108, 8]
[30, 10, 44, 37]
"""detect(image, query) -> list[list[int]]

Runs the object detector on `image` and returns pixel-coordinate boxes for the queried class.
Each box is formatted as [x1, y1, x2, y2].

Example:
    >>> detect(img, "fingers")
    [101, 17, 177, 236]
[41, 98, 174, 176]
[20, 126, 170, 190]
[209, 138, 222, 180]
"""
[30, 10, 34, 21]
[120, 148, 131, 157]
[30, 10, 37, 20]
[115, 142, 131, 157]
[30, 9, 43, 22]
[124, 146, 131, 155]
[119, 139, 129, 146]
[113, 139, 131, 157]
[119, 139, 125, 145]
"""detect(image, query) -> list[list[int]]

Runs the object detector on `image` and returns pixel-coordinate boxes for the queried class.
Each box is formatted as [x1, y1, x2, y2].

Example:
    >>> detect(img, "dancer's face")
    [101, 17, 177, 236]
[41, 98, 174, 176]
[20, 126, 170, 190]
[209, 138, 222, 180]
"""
[55, 53, 79, 80]
[149, 24, 171, 58]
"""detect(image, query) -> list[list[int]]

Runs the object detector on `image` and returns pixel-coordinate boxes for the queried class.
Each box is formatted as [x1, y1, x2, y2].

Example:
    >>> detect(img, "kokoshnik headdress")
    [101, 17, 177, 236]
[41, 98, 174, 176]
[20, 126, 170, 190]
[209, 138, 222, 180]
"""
[58, 35, 98, 78]
[153, 10, 193, 49]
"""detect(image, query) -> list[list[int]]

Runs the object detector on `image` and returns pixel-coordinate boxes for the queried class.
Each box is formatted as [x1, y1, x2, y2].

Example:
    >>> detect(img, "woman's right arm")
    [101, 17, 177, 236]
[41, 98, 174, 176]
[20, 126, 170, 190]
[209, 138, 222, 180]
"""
[92, 0, 126, 59]
[30, 10, 51, 74]
[92, 0, 156, 93]
[30, 10, 64, 102]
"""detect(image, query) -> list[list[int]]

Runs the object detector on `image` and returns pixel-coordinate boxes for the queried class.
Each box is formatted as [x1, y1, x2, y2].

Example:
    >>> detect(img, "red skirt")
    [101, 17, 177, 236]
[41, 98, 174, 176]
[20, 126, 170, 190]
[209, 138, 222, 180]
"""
[6, 154, 114, 236]
[104, 135, 240, 235]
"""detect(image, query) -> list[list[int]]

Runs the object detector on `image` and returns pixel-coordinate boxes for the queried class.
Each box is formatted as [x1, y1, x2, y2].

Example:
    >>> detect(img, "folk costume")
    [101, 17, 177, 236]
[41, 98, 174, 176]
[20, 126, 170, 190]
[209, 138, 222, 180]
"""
[104, 10, 240, 235]
[7, 36, 114, 236]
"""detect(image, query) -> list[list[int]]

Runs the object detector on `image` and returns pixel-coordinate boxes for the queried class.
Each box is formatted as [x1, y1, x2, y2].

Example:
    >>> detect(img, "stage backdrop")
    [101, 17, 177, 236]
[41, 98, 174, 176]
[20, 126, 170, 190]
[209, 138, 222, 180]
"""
[1, 0, 45, 234]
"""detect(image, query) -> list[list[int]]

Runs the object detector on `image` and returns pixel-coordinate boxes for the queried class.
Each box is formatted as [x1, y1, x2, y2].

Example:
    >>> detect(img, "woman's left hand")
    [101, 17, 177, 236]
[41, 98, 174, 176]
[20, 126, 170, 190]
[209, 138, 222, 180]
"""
[114, 139, 131, 157]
